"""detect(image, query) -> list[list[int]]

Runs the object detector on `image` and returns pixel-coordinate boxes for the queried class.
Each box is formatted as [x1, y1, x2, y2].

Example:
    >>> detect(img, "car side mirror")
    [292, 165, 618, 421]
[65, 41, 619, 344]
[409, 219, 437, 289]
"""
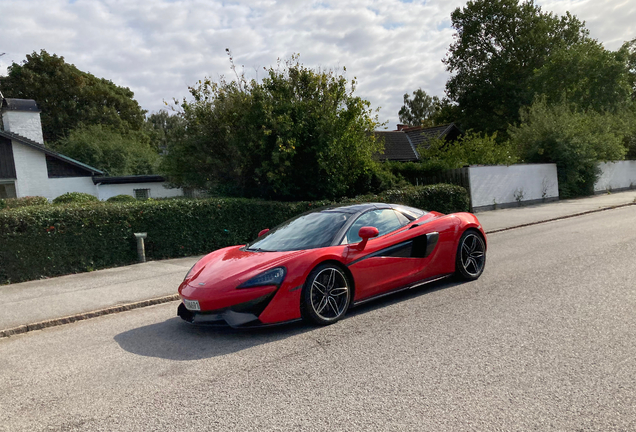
[258, 228, 270, 237]
[355, 226, 379, 250]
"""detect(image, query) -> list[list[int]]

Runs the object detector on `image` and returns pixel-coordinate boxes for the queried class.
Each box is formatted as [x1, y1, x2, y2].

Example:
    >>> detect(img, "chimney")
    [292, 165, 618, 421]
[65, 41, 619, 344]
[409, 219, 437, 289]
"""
[1, 98, 45, 145]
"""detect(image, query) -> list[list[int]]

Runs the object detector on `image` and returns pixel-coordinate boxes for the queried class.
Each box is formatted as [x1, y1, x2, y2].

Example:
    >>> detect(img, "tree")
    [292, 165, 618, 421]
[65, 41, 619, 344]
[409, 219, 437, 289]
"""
[398, 89, 440, 126]
[509, 97, 627, 197]
[0, 50, 146, 142]
[144, 110, 186, 154]
[443, 0, 589, 134]
[531, 39, 633, 113]
[53, 124, 159, 176]
[162, 54, 383, 201]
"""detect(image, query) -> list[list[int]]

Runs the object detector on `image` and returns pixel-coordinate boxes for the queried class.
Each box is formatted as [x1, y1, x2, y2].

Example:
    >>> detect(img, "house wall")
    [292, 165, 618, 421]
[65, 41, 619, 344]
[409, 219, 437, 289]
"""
[2, 111, 45, 144]
[594, 161, 636, 193]
[97, 182, 184, 200]
[48, 177, 99, 198]
[11, 139, 54, 198]
[469, 164, 559, 211]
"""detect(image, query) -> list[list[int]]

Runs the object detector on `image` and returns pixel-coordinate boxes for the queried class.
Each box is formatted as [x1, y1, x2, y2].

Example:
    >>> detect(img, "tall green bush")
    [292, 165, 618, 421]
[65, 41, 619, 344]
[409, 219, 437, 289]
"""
[509, 98, 627, 197]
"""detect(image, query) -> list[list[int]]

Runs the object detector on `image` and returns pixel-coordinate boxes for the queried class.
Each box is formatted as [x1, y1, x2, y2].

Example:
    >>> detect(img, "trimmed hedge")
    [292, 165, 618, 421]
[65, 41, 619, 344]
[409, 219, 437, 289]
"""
[106, 194, 137, 203]
[0, 184, 469, 284]
[0, 196, 50, 210]
[53, 192, 100, 205]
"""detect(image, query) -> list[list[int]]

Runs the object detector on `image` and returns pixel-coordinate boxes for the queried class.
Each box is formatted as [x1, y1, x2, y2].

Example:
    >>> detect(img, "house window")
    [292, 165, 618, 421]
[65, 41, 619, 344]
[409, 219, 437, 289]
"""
[0, 181, 17, 199]
[134, 188, 150, 200]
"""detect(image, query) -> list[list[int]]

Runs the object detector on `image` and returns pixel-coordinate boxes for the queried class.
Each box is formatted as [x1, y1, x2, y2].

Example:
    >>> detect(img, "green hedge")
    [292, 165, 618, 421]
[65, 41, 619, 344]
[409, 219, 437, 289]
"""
[106, 194, 137, 203]
[52, 192, 100, 205]
[0, 196, 49, 210]
[0, 184, 469, 284]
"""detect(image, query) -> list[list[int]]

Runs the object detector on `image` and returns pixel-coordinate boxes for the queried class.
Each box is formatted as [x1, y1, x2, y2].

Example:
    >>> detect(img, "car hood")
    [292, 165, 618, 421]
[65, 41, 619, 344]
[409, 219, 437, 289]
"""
[187, 245, 308, 288]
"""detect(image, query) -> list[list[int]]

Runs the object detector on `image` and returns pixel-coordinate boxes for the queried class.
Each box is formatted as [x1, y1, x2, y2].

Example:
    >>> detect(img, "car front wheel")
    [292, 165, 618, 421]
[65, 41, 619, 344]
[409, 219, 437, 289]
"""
[301, 264, 351, 325]
[456, 229, 486, 280]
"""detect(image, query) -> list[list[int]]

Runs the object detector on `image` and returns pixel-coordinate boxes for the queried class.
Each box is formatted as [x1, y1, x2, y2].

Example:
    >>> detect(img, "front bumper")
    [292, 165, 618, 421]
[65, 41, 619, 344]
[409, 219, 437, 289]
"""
[177, 291, 276, 328]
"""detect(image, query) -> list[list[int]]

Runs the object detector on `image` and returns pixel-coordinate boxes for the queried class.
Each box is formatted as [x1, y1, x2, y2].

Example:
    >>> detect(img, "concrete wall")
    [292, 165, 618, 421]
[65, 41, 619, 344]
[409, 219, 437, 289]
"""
[2, 111, 45, 144]
[594, 161, 636, 193]
[98, 182, 183, 200]
[469, 164, 559, 211]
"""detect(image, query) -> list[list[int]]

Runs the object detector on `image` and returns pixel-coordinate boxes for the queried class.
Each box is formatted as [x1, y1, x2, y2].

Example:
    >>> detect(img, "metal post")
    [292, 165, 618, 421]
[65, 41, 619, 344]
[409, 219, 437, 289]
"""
[134, 232, 147, 263]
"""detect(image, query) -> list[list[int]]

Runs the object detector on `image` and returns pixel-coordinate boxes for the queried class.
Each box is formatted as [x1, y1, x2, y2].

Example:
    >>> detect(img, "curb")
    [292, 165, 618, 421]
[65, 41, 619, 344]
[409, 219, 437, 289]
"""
[485, 202, 635, 234]
[0, 294, 180, 339]
[2, 201, 634, 339]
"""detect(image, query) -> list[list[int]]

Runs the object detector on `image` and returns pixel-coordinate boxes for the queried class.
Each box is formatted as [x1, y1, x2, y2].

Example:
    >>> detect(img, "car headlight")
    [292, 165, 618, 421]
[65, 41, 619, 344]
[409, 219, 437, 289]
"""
[183, 264, 197, 282]
[238, 267, 287, 289]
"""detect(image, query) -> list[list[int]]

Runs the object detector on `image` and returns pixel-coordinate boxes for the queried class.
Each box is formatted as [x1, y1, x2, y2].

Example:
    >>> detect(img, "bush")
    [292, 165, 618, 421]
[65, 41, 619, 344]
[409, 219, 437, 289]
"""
[0, 184, 468, 284]
[106, 194, 137, 203]
[0, 196, 49, 210]
[510, 98, 627, 197]
[52, 192, 100, 205]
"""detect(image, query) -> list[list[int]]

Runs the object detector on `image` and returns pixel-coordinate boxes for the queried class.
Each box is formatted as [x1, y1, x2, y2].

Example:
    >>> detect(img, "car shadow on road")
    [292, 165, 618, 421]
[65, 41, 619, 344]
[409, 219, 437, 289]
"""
[114, 277, 465, 361]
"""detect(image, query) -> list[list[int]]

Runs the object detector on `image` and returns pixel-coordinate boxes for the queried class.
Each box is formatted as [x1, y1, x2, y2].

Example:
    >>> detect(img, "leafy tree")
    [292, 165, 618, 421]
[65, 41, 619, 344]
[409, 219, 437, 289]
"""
[444, 0, 589, 134]
[0, 50, 145, 142]
[162, 54, 383, 201]
[53, 124, 159, 176]
[531, 39, 633, 113]
[398, 89, 440, 127]
[144, 110, 186, 154]
[418, 131, 519, 169]
[509, 98, 627, 197]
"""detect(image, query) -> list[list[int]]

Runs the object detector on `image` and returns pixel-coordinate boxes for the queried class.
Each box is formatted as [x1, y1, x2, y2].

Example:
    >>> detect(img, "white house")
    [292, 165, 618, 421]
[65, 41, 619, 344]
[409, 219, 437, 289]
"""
[0, 97, 184, 201]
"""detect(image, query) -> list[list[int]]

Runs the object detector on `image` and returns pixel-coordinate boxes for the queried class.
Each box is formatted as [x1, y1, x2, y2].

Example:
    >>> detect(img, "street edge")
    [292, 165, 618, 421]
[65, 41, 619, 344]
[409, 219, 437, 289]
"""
[485, 202, 636, 234]
[0, 294, 180, 339]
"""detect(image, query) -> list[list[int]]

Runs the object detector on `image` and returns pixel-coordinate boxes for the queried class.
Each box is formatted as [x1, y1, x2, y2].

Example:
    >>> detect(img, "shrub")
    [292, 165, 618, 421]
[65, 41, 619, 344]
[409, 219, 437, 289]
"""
[0, 184, 468, 284]
[0, 196, 49, 210]
[52, 192, 100, 205]
[107, 194, 137, 203]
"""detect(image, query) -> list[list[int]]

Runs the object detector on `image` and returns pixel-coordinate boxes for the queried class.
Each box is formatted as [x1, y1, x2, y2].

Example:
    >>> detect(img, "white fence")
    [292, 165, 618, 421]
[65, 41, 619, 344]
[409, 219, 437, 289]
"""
[468, 164, 559, 211]
[594, 161, 636, 193]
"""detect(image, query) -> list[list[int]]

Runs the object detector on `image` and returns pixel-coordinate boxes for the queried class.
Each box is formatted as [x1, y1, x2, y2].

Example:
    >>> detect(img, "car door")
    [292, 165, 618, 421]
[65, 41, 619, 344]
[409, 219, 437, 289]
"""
[344, 209, 421, 301]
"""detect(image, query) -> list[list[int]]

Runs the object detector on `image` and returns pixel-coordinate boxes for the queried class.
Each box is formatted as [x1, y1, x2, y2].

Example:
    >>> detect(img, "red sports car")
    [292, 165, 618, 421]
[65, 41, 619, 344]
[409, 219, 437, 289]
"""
[177, 203, 486, 327]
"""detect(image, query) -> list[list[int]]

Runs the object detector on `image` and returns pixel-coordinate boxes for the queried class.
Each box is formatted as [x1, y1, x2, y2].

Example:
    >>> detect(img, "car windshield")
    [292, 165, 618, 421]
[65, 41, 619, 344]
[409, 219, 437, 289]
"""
[247, 211, 352, 252]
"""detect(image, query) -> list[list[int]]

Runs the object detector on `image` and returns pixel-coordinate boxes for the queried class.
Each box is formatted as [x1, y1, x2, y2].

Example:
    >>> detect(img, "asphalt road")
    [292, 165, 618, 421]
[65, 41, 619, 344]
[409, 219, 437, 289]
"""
[1, 207, 635, 431]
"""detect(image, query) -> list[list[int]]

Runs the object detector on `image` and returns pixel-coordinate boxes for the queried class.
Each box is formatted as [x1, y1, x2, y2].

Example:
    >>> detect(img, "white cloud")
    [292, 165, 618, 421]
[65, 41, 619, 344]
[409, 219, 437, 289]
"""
[0, 0, 633, 130]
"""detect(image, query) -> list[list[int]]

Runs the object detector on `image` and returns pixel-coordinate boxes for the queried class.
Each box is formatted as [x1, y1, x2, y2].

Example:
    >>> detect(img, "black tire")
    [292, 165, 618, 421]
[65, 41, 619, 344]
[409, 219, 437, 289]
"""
[301, 263, 352, 326]
[455, 229, 486, 281]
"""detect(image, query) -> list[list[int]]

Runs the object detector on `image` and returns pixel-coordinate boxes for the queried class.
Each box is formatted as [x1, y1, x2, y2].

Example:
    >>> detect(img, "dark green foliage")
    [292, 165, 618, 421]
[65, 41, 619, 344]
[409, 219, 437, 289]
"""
[0, 185, 468, 283]
[382, 161, 449, 184]
[531, 40, 633, 113]
[162, 53, 382, 201]
[106, 195, 137, 203]
[444, 0, 589, 134]
[0, 196, 49, 210]
[52, 124, 159, 175]
[0, 50, 146, 142]
[52, 192, 100, 205]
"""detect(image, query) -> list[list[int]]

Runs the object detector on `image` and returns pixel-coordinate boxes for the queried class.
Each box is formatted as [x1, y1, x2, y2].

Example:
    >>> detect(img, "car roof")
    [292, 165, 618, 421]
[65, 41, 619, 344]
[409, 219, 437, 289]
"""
[318, 202, 393, 214]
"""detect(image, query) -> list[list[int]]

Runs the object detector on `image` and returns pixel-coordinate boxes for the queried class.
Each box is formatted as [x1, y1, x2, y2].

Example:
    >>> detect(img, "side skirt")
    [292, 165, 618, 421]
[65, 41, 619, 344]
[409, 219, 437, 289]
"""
[351, 273, 454, 307]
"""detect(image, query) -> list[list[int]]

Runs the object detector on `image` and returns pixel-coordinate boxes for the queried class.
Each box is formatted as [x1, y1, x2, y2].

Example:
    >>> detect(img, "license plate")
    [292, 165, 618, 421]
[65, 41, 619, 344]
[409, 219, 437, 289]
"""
[183, 299, 200, 311]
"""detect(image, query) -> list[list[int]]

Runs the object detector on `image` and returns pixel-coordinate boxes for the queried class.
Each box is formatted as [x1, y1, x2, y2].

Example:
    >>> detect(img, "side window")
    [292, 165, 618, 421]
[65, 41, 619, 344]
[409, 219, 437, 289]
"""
[345, 209, 406, 244]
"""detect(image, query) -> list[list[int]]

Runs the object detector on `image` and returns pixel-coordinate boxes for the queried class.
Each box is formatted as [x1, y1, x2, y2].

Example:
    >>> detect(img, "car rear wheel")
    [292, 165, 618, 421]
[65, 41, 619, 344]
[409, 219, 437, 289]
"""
[455, 229, 486, 280]
[301, 264, 351, 325]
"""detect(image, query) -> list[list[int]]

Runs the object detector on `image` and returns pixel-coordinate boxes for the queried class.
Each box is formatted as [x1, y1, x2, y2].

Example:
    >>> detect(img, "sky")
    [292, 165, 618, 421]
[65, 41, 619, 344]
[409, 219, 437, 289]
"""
[0, 0, 634, 129]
